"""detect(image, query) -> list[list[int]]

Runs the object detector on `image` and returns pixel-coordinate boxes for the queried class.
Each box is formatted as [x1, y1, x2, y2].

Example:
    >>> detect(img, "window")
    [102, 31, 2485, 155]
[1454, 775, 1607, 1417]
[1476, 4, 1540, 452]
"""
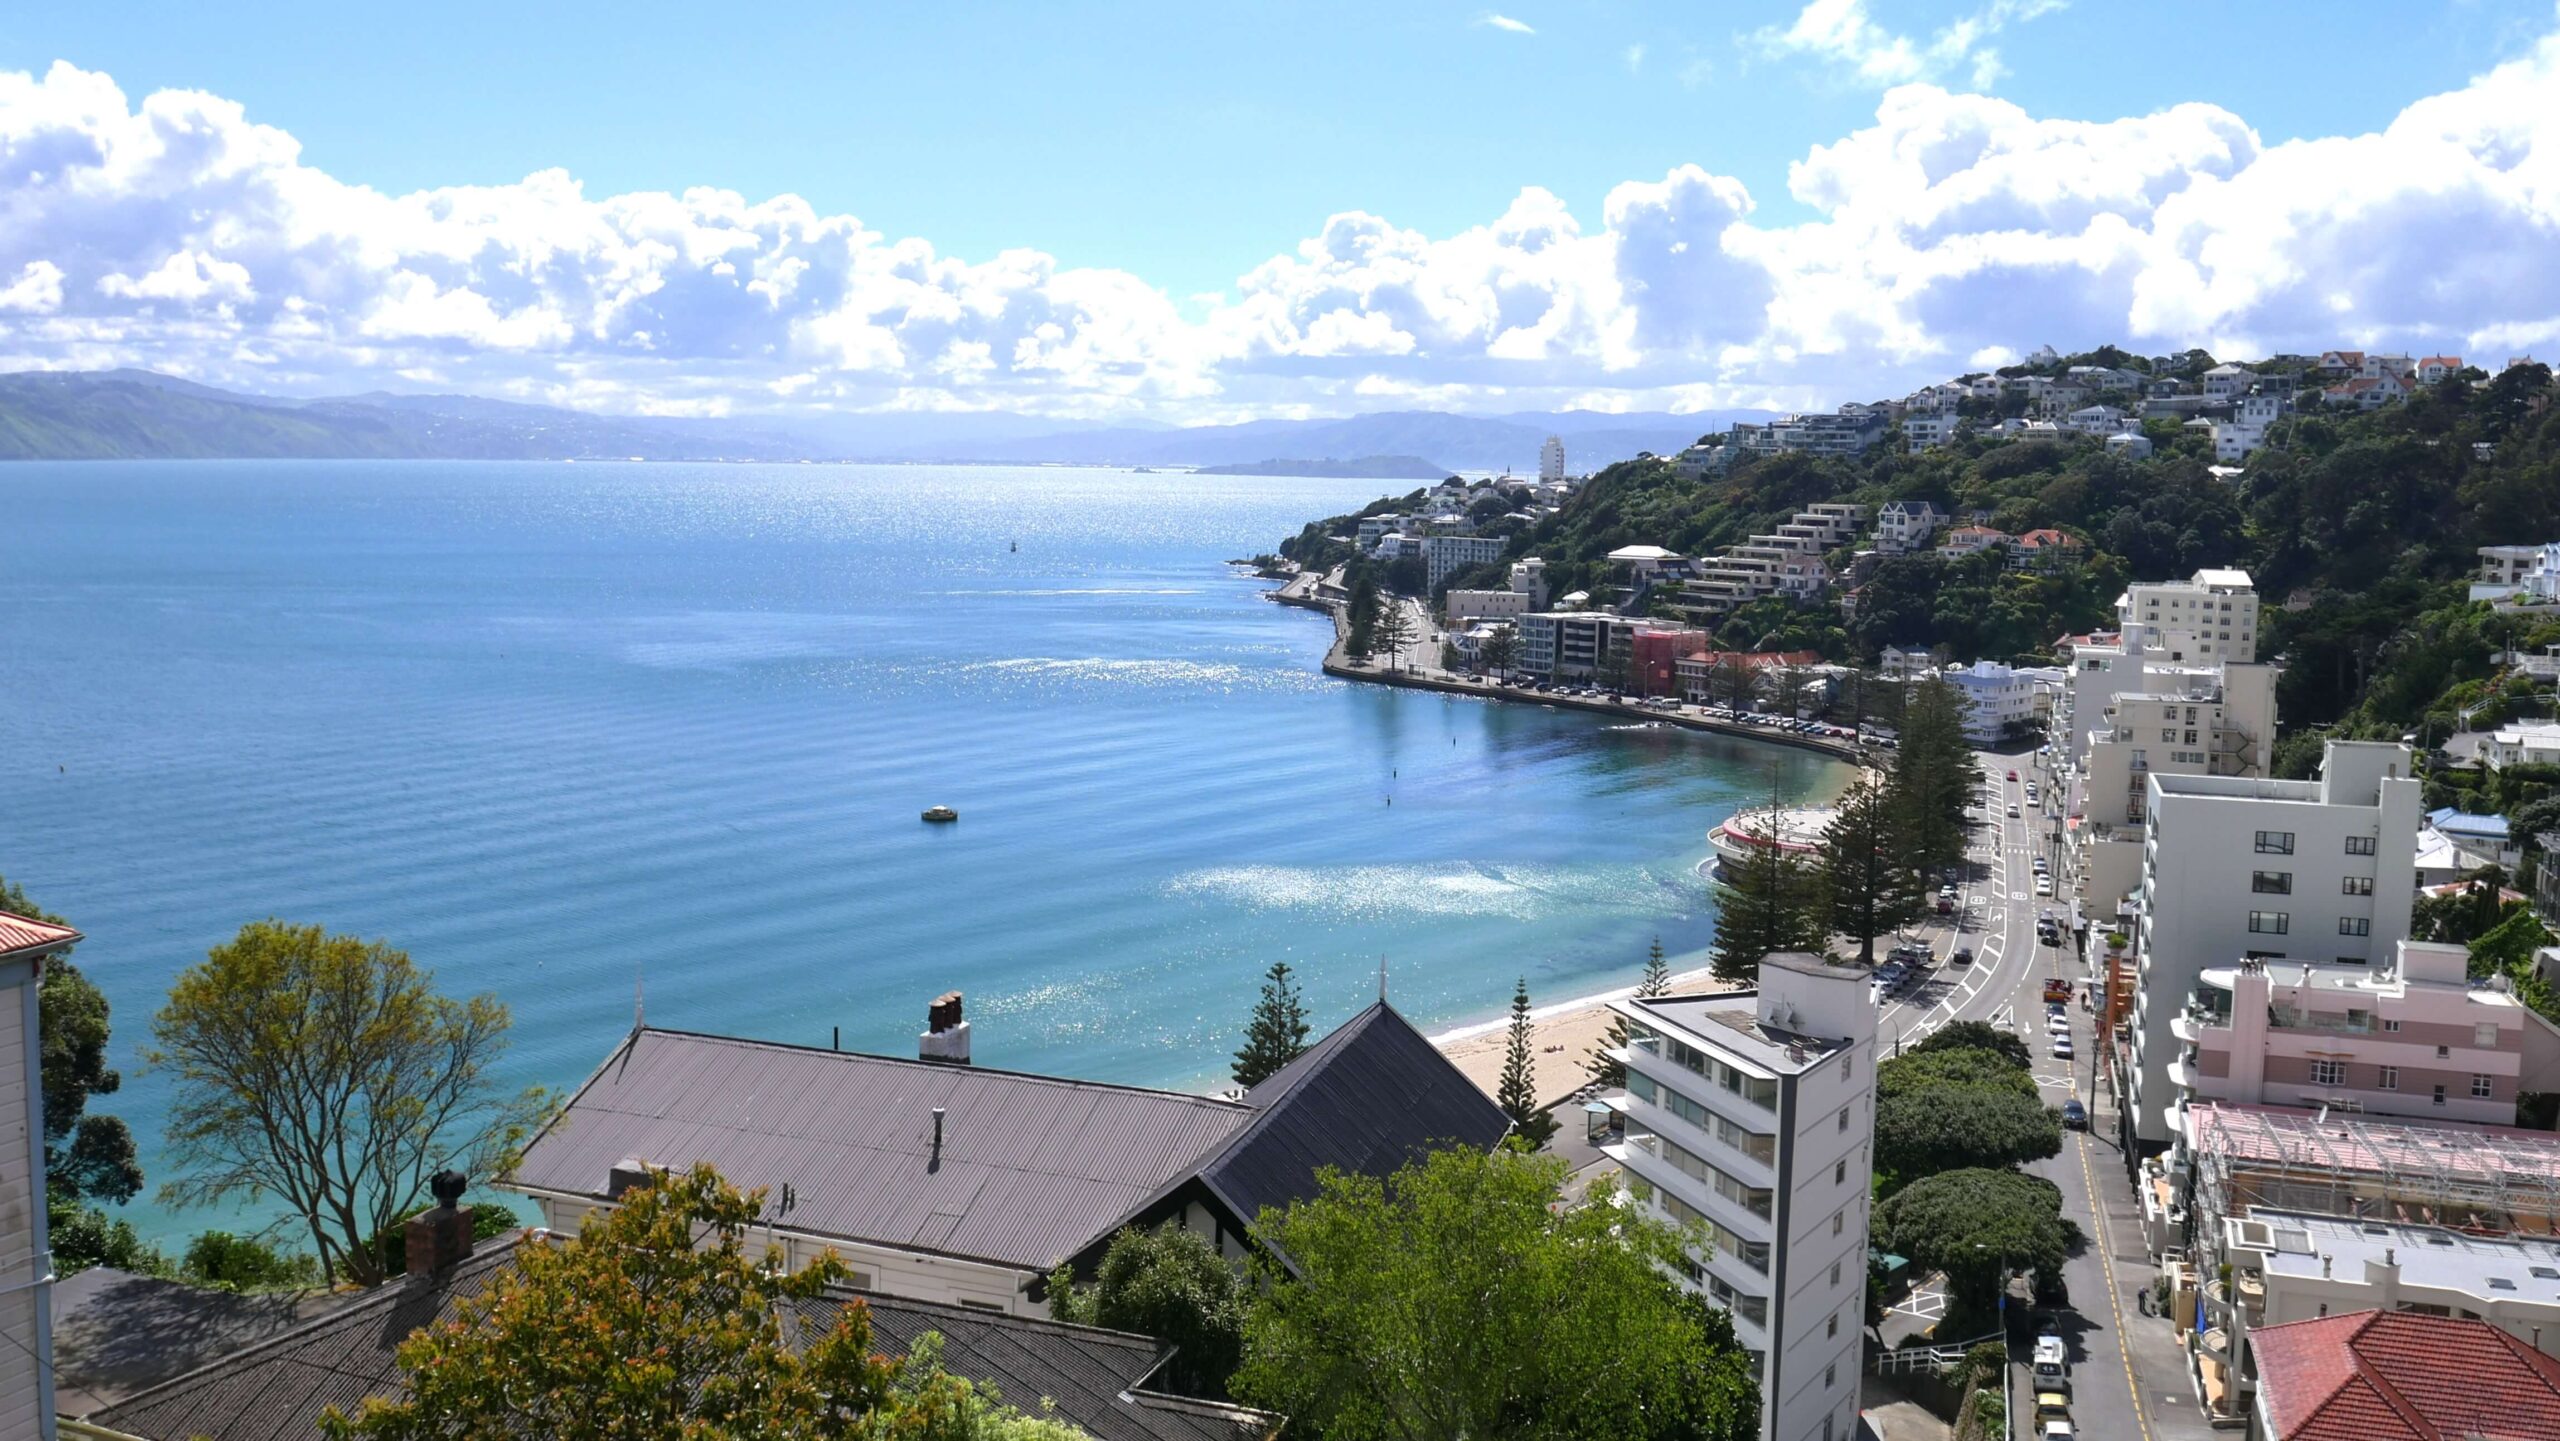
[2342, 876, 2374, 896]
[1829, 1313, 1841, 1340]
[1833, 1210, 1845, 1237]
[2475, 1074, 2496, 1099]
[1840, 1055, 1853, 1080]
[2345, 836, 2377, 856]
[2161, 728, 2178, 742]
[1829, 1260, 1842, 1286]
[1825, 1362, 1837, 1389]
[2249, 911, 2291, 935]
[2383, 1018, 2401, 1033]
[2340, 917, 2372, 937]
[1834, 1159, 1846, 1186]
[2378, 1066, 2399, 1090]
[2256, 831, 2296, 854]
[959, 1299, 1005, 1313]
[1838, 1109, 1849, 1132]
[2433, 1085, 2448, 1107]
[2477, 1022, 2501, 1048]
[2311, 1059, 2345, 1087]
[2438, 1045, 2453, 1059]
[2252, 871, 2293, 894]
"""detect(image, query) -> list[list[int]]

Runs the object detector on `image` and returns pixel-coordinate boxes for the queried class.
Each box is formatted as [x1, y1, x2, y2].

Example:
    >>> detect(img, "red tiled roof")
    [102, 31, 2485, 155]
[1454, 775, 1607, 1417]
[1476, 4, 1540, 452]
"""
[0, 912, 81, 957]
[2016, 529, 2082, 548]
[2420, 355, 2463, 368]
[2253, 1309, 2560, 1441]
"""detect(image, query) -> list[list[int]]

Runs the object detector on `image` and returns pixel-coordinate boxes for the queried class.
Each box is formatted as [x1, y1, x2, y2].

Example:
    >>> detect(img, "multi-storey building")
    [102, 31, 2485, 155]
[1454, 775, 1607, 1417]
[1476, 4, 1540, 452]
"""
[1539, 434, 1566, 483]
[2074, 661, 2280, 911]
[0, 912, 79, 1440]
[2118, 741, 2423, 1155]
[2166, 940, 2559, 1126]
[2125, 568, 2259, 666]
[1665, 505, 1865, 623]
[1419, 533, 1506, 592]
[2224, 1209, 2560, 1361]
[1940, 660, 2053, 744]
[1606, 954, 1876, 1441]
[1728, 410, 1888, 459]
[2470, 542, 2560, 604]
[1445, 555, 1550, 626]
[1902, 412, 1960, 454]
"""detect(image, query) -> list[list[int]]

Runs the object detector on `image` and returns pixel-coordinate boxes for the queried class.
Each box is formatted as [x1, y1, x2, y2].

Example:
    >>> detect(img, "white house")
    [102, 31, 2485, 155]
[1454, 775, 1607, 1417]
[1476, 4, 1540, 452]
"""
[1606, 954, 1876, 1441]
[2105, 430, 2154, 460]
[1903, 411, 1961, 454]
[1875, 500, 1948, 553]
[2067, 404, 2129, 436]
[2416, 355, 2466, 384]
[2202, 364, 2258, 398]
[0, 912, 79, 1440]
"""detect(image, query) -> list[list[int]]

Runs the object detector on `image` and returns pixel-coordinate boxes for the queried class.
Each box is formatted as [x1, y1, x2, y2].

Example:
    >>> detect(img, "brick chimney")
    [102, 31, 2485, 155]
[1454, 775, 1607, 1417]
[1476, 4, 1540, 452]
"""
[918, 991, 971, 1065]
[404, 1169, 476, 1279]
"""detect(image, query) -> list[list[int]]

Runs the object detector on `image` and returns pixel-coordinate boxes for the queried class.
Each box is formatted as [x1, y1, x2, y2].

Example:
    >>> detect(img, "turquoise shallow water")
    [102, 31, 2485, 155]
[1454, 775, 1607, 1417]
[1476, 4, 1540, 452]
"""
[0, 461, 1842, 1236]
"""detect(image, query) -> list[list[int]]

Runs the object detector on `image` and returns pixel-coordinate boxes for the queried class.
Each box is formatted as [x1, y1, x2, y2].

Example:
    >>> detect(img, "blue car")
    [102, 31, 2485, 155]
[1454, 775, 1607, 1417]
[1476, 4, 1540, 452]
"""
[2062, 1099, 2088, 1129]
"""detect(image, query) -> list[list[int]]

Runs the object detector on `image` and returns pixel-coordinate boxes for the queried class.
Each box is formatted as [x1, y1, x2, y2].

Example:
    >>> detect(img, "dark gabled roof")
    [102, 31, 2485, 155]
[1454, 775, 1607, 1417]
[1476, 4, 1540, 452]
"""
[89, 1235, 1279, 1441]
[1068, 1004, 1512, 1271]
[508, 1028, 1254, 1273]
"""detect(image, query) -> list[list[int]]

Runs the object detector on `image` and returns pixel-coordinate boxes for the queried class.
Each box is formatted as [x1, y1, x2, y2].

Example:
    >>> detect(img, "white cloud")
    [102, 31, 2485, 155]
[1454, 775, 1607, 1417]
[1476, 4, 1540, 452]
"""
[0, 260, 63, 314]
[1, 34, 2558, 420]
[1480, 13, 1535, 35]
[1752, 0, 2066, 91]
[1624, 43, 1647, 73]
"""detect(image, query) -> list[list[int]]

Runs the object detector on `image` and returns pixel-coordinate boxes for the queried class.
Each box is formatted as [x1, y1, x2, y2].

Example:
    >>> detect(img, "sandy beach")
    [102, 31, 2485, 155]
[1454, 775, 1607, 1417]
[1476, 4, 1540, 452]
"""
[1432, 963, 1743, 1108]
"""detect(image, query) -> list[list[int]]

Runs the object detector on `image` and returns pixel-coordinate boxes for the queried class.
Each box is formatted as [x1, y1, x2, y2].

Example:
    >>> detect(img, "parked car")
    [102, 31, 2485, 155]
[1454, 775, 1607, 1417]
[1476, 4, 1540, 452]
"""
[2052, 1037, 2074, 1060]
[2035, 876, 2054, 897]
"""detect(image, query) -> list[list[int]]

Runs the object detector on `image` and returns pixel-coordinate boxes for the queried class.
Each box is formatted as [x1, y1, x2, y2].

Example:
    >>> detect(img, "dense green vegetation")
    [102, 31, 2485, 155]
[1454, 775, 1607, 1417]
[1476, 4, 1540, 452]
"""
[1278, 356, 2560, 749]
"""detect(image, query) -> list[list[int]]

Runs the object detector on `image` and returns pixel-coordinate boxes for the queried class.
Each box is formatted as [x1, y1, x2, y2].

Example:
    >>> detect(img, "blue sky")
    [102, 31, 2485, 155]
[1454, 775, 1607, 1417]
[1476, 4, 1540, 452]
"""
[0, 1, 2555, 419]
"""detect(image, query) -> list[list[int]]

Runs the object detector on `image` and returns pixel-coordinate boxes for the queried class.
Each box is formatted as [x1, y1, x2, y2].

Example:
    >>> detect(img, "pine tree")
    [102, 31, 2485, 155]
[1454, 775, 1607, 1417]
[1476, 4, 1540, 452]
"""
[1345, 573, 1380, 661]
[1370, 601, 1415, 673]
[1712, 794, 1825, 982]
[1886, 677, 1977, 876]
[1498, 978, 1558, 1150]
[1231, 962, 1311, 1090]
[1638, 936, 1671, 998]
[1586, 937, 1674, 1089]
[1821, 774, 1924, 965]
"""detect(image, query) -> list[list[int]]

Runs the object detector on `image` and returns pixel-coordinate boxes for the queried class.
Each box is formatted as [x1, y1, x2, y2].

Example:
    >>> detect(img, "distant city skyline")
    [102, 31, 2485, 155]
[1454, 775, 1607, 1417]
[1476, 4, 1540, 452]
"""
[0, 1, 2555, 423]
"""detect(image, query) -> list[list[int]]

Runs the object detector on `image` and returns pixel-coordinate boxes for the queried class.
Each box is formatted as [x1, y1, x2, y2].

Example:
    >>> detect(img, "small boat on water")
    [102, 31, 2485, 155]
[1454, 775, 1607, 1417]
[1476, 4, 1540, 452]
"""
[921, 805, 959, 823]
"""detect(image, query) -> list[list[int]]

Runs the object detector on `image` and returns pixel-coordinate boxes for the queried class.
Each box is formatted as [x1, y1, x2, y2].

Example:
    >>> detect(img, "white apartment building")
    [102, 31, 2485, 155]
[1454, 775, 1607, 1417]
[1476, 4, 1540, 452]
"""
[1607, 954, 1877, 1441]
[2125, 568, 2260, 666]
[1875, 500, 1947, 553]
[1445, 555, 1549, 625]
[2119, 742, 2422, 1153]
[1539, 434, 1566, 484]
[1668, 505, 1865, 622]
[2225, 1209, 2560, 1360]
[1903, 412, 1961, 454]
[1355, 514, 1409, 549]
[2077, 662, 2281, 913]
[1420, 533, 1507, 592]
[2167, 941, 2560, 1126]
[2470, 542, 2560, 604]
[1941, 660, 2050, 744]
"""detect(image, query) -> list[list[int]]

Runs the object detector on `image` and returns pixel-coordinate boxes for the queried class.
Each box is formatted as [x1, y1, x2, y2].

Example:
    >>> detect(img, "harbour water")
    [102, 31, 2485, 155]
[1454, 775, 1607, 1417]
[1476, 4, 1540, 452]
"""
[0, 461, 1844, 1235]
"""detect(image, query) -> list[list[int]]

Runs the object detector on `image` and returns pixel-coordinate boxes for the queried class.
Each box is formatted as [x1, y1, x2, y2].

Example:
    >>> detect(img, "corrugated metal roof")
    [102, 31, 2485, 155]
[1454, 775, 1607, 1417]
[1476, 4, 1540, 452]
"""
[510, 1029, 1255, 1273]
[0, 911, 80, 956]
[1207, 1003, 1512, 1227]
[92, 1235, 1278, 1441]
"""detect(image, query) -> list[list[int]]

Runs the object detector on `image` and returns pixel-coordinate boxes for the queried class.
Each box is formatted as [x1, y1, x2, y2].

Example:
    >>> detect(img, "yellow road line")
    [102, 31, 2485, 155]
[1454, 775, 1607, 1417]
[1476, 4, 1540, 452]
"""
[2076, 1123, 2157, 1441]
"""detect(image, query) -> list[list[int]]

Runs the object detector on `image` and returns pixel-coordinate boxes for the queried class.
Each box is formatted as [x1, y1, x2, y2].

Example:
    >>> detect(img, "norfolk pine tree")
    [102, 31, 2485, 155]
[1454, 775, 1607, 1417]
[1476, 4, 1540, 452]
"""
[1498, 978, 1558, 1150]
[1232, 961, 1311, 1090]
[1586, 937, 1674, 1088]
[1820, 774, 1923, 965]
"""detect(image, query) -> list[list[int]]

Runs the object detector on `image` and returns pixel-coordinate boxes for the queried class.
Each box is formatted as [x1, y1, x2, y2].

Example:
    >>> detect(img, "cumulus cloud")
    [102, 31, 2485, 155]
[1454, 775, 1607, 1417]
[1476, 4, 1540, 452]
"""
[1, 33, 2558, 419]
[1752, 0, 2066, 92]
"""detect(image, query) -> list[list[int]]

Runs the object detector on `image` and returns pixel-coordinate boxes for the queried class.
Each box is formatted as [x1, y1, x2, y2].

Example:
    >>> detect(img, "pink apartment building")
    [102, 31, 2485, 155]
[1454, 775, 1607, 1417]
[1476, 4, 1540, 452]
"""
[2168, 940, 2560, 1127]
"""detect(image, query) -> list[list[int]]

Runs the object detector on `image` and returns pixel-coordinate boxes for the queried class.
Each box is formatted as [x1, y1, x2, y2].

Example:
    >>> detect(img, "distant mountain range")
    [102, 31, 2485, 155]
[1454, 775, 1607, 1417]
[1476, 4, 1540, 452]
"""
[0, 369, 1769, 472]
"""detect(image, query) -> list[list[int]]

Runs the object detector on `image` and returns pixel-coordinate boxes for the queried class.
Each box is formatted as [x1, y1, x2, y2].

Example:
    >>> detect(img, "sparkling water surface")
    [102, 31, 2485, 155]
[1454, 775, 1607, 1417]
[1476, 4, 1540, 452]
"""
[0, 460, 1843, 1236]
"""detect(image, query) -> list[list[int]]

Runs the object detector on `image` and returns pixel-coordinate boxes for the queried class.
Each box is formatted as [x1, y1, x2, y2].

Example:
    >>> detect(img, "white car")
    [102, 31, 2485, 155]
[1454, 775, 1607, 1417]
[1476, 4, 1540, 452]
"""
[2035, 876, 2054, 897]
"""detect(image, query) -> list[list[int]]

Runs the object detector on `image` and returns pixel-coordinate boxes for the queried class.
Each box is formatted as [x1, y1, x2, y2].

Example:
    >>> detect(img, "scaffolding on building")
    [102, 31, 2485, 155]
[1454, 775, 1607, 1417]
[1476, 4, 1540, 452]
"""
[2188, 1103, 2560, 1241]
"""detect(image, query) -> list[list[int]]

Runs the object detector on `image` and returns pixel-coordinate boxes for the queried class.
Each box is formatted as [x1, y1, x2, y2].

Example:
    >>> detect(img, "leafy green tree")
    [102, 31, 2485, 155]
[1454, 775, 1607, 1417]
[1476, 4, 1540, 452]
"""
[1234, 1146, 1760, 1441]
[150, 920, 549, 1287]
[368, 1195, 527, 1281]
[1876, 1046, 2037, 1102]
[1478, 624, 1518, 680]
[181, 1231, 321, 1291]
[1818, 775, 1922, 964]
[1910, 1020, 2033, 1070]
[321, 1163, 1053, 1440]
[1047, 1221, 1245, 1398]
[1874, 1168, 2068, 1324]
[1231, 961, 1311, 1090]
[1498, 978, 1559, 1150]
[1874, 1084, 2060, 1188]
[2, 875, 145, 1245]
